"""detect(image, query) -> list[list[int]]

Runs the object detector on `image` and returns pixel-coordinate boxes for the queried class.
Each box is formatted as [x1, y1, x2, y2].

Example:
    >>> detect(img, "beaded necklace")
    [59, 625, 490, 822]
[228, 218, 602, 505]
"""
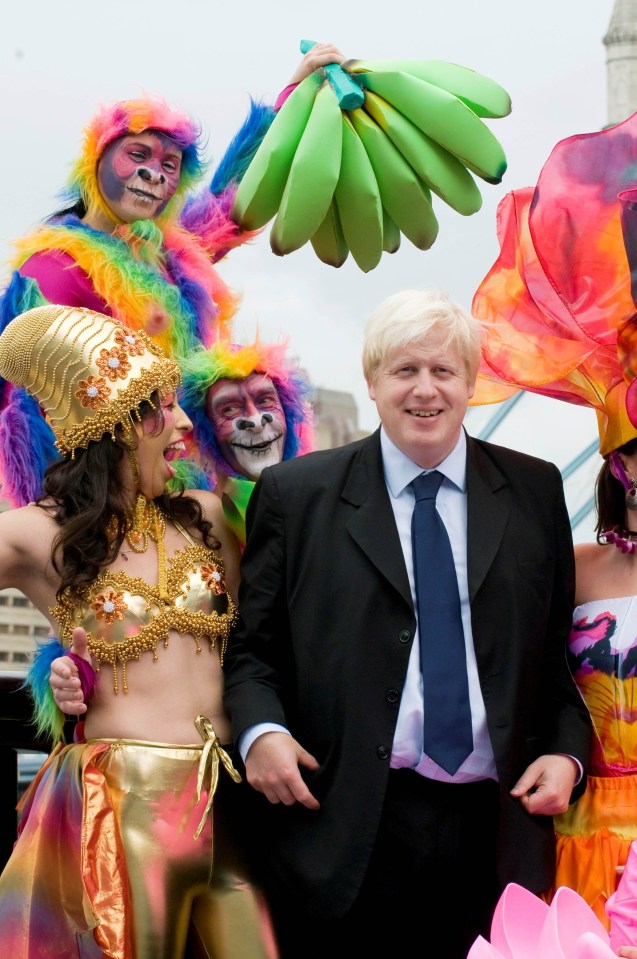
[106, 494, 168, 598]
[600, 526, 637, 555]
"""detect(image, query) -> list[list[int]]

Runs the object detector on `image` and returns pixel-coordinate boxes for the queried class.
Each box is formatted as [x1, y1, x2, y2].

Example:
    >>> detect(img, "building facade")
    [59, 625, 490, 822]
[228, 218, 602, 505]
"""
[0, 588, 51, 671]
[0, 500, 52, 673]
[604, 0, 637, 124]
[312, 386, 369, 451]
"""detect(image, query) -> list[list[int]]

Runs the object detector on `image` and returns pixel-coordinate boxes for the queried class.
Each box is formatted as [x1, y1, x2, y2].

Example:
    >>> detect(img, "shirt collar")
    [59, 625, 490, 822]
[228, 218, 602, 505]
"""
[380, 427, 467, 498]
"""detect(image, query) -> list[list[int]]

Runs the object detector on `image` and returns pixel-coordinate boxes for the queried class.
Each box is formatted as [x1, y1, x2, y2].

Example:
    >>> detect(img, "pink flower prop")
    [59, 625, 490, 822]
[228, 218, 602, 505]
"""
[468, 884, 616, 959]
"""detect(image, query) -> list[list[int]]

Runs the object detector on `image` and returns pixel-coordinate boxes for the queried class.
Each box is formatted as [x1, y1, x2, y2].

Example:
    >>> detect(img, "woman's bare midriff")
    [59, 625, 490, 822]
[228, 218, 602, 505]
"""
[82, 629, 232, 744]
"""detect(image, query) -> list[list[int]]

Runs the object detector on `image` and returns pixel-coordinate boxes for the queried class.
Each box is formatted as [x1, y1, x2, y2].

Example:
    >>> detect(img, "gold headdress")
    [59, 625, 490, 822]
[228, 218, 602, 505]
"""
[0, 305, 181, 454]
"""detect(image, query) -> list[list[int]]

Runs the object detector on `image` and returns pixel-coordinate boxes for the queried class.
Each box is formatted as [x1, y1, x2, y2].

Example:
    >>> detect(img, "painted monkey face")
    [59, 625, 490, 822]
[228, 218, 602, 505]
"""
[97, 131, 182, 222]
[205, 373, 287, 480]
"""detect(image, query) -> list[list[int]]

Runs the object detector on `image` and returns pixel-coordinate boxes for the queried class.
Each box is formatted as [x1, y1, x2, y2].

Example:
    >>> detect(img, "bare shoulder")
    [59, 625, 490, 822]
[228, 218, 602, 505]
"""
[0, 502, 57, 590]
[185, 489, 225, 526]
[0, 501, 56, 548]
[574, 539, 635, 605]
[183, 490, 237, 553]
[573, 541, 605, 568]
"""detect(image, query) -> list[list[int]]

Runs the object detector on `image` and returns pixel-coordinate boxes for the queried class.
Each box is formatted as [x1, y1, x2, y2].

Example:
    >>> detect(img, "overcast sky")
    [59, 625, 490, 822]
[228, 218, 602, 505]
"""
[0, 0, 614, 538]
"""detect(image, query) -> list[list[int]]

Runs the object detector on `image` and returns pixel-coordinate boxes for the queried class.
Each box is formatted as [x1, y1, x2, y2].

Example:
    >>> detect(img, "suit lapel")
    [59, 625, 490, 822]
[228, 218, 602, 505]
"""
[341, 432, 413, 609]
[466, 437, 510, 602]
[339, 432, 509, 609]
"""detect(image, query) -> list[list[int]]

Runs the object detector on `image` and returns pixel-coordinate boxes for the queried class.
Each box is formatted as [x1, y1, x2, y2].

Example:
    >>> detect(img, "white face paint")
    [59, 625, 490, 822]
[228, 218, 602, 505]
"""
[205, 373, 287, 480]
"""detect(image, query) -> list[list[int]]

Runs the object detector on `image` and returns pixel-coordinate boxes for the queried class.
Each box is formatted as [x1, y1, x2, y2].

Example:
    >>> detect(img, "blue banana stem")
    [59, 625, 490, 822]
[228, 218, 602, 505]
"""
[300, 39, 364, 110]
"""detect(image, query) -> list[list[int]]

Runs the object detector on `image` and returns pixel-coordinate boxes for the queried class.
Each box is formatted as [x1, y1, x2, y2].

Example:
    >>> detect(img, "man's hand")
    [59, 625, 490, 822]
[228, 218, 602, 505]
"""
[288, 43, 346, 85]
[49, 627, 91, 715]
[245, 731, 320, 810]
[510, 754, 579, 815]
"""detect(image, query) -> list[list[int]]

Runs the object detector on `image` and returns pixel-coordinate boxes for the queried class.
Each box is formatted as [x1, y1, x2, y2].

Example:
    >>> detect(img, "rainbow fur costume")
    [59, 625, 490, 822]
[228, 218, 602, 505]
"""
[0, 96, 275, 506]
[178, 337, 315, 542]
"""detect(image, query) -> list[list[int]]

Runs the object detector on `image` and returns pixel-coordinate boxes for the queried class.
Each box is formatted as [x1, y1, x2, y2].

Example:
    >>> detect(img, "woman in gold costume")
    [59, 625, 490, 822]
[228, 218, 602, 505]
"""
[0, 303, 277, 959]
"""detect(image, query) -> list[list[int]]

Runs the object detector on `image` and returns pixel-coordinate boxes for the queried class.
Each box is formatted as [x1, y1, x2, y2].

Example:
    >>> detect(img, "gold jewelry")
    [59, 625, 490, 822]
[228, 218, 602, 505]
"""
[0, 305, 180, 455]
[128, 448, 141, 489]
[52, 543, 238, 693]
[106, 495, 168, 598]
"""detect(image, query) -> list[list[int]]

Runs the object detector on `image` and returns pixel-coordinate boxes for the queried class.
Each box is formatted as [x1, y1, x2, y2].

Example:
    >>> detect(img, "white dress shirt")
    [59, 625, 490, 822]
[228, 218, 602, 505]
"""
[381, 427, 498, 782]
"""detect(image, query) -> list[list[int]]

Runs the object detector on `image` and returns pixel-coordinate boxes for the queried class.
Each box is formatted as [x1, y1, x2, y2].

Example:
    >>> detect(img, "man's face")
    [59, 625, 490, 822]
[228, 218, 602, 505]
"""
[205, 373, 287, 480]
[97, 131, 182, 222]
[367, 330, 474, 469]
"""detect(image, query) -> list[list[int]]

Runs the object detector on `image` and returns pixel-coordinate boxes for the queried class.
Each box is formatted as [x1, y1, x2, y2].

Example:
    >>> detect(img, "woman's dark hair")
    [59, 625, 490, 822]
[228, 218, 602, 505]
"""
[38, 393, 219, 598]
[595, 436, 637, 540]
[47, 200, 87, 221]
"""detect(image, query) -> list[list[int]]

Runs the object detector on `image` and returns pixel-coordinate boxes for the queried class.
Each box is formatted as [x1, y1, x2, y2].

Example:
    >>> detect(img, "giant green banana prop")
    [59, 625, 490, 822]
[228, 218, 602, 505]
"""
[346, 59, 511, 119]
[334, 114, 384, 272]
[232, 41, 511, 269]
[349, 107, 439, 251]
[358, 70, 507, 184]
[310, 200, 349, 267]
[363, 89, 482, 215]
[232, 72, 323, 229]
[270, 80, 343, 255]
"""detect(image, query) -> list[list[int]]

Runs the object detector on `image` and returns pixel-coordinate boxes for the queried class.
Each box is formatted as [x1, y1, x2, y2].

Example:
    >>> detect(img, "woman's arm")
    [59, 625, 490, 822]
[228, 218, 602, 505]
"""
[19, 251, 109, 312]
[0, 504, 52, 594]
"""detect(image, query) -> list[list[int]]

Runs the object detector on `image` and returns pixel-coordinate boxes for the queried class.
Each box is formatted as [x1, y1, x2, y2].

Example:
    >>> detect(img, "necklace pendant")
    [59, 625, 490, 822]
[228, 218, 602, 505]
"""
[128, 529, 147, 552]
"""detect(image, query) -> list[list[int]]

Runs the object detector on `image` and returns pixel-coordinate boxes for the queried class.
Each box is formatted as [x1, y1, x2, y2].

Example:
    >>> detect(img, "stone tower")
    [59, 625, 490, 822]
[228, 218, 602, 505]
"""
[604, 0, 637, 124]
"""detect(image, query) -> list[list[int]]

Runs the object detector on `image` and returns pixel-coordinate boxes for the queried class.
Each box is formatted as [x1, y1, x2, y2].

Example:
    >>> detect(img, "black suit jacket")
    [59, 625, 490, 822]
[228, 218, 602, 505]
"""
[223, 429, 591, 919]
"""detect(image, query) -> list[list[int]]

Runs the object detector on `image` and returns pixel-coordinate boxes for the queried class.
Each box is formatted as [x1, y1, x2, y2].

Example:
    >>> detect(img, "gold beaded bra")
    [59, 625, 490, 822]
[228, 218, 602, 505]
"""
[52, 519, 237, 694]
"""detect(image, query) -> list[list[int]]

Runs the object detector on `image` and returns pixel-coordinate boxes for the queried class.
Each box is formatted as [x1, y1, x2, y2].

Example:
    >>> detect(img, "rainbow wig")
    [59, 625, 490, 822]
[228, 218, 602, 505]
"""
[180, 336, 315, 478]
[62, 96, 208, 227]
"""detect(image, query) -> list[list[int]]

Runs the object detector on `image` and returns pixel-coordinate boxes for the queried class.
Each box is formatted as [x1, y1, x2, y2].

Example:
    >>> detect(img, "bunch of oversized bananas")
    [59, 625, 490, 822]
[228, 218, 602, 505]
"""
[232, 43, 511, 272]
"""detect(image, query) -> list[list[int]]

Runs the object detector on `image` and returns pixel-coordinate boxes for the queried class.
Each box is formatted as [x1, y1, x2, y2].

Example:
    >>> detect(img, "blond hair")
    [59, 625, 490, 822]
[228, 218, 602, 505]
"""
[362, 289, 482, 384]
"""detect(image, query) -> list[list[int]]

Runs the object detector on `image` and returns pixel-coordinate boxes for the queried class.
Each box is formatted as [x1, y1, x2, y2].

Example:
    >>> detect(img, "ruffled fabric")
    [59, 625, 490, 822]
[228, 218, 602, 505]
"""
[472, 110, 637, 454]
[0, 742, 132, 958]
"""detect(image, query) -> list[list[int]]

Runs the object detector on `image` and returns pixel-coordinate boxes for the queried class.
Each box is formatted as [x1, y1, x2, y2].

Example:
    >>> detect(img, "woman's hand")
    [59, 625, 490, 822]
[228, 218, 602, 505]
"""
[49, 627, 92, 715]
[287, 42, 346, 85]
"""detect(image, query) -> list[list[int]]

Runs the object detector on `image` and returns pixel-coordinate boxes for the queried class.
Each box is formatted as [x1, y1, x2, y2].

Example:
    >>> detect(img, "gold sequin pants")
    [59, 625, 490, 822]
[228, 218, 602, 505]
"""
[88, 718, 278, 959]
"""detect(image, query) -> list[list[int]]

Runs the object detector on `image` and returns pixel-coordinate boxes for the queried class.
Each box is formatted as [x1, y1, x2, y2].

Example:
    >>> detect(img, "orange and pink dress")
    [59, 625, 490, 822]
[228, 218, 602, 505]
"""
[550, 597, 637, 926]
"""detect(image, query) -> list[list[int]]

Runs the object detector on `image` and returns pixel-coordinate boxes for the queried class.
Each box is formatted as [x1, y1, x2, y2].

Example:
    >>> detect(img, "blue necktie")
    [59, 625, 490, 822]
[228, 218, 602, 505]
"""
[411, 471, 473, 774]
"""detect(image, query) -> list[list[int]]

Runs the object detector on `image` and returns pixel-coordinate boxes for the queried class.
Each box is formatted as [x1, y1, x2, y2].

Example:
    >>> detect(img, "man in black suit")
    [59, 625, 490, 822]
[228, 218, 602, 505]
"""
[223, 289, 591, 959]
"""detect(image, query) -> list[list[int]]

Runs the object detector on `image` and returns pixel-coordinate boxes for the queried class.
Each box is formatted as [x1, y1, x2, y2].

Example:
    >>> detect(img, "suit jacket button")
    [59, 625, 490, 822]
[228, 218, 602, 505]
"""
[398, 629, 411, 643]
[386, 688, 399, 703]
[377, 745, 390, 760]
